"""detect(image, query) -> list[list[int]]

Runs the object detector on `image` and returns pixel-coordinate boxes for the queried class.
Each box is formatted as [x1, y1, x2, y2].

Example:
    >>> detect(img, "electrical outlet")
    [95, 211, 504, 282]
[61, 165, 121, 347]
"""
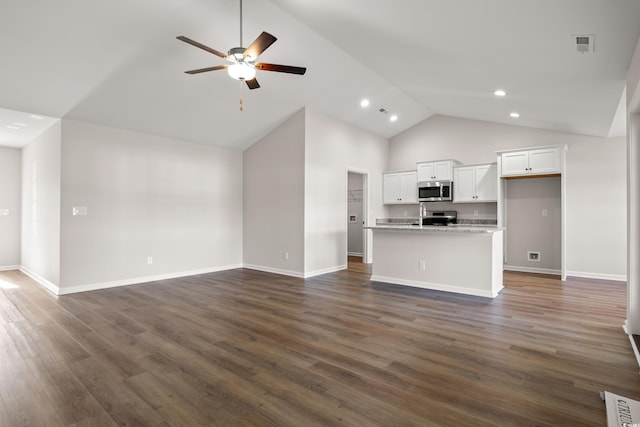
[542, 209, 548, 217]
[403, 210, 408, 217]
[0, 209, 9, 216]
[72, 206, 87, 216]
[283, 252, 289, 260]
[474, 210, 479, 216]
[147, 256, 153, 265]
[527, 251, 540, 262]
[419, 260, 426, 270]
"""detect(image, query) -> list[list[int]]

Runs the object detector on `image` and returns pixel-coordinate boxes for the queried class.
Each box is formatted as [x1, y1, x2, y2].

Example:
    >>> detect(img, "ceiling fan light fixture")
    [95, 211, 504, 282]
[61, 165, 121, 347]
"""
[228, 62, 256, 81]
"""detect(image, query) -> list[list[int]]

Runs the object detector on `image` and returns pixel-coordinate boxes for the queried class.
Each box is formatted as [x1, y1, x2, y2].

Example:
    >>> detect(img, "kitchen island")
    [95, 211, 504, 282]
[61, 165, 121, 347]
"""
[365, 224, 504, 298]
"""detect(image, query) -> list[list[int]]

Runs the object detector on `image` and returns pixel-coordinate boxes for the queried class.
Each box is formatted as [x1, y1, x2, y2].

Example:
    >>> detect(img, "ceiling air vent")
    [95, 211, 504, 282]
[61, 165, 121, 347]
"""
[573, 34, 595, 54]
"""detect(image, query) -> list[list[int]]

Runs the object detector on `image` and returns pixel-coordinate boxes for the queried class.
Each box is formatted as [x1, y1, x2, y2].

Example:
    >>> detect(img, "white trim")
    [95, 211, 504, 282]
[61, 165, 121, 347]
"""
[346, 168, 371, 266]
[626, 326, 640, 370]
[495, 144, 567, 154]
[565, 270, 627, 282]
[347, 252, 363, 257]
[243, 264, 305, 278]
[0, 265, 20, 272]
[19, 267, 61, 295]
[244, 263, 347, 279]
[304, 264, 346, 278]
[370, 275, 501, 298]
[56, 264, 242, 295]
[504, 264, 561, 276]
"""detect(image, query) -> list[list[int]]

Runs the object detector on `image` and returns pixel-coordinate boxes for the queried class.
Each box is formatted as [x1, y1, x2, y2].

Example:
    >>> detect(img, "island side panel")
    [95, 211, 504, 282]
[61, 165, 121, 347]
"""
[370, 229, 503, 298]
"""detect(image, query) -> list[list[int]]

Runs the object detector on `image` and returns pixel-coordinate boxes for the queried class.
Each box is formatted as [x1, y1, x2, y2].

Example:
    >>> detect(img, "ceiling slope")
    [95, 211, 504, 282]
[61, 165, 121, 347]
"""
[0, 0, 639, 149]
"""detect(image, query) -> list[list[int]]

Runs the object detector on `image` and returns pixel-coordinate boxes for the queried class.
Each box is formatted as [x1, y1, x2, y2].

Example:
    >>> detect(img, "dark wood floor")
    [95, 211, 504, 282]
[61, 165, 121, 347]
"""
[1, 258, 639, 426]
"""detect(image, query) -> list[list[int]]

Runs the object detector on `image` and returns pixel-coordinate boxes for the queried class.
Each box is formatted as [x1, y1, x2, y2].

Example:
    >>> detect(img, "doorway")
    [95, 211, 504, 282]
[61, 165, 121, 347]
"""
[347, 171, 369, 268]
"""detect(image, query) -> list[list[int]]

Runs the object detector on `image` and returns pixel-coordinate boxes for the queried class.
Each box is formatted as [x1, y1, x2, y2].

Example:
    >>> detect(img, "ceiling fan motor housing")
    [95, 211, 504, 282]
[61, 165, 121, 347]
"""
[228, 46, 247, 61]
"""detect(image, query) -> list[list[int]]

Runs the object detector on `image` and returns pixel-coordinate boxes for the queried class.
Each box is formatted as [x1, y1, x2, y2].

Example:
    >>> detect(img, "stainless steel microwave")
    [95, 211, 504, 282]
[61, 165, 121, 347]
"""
[417, 181, 453, 202]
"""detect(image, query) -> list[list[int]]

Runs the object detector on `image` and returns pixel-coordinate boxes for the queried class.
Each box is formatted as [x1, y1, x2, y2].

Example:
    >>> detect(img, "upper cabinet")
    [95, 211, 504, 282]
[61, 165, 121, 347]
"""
[453, 163, 497, 203]
[500, 147, 561, 177]
[417, 160, 461, 182]
[383, 171, 418, 204]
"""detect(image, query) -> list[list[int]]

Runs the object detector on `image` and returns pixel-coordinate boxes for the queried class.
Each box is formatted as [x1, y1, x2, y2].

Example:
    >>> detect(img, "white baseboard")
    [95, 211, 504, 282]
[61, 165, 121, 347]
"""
[57, 264, 243, 295]
[370, 275, 501, 298]
[19, 267, 61, 295]
[0, 265, 20, 272]
[347, 252, 363, 257]
[242, 263, 347, 279]
[625, 324, 640, 370]
[565, 270, 627, 282]
[303, 264, 347, 278]
[243, 264, 305, 278]
[504, 265, 561, 276]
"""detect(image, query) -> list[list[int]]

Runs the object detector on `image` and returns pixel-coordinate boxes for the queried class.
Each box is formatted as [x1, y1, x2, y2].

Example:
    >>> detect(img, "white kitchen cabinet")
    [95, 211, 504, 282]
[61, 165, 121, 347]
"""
[416, 160, 461, 182]
[383, 171, 418, 204]
[453, 163, 497, 202]
[500, 147, 561, 177]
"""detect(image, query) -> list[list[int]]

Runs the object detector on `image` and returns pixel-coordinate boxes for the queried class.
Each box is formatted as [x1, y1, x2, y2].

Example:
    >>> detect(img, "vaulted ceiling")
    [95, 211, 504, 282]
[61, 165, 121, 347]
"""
[1, 0, 639, 149]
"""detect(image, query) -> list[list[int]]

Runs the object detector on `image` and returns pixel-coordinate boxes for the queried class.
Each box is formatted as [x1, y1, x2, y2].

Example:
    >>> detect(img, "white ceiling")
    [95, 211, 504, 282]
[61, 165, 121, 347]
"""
[1, 0, 639, 150]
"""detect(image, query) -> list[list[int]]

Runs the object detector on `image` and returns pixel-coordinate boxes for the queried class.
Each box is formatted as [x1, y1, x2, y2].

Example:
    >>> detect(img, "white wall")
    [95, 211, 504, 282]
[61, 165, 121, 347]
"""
[627, 34, 640, 335]
[243, 109, 305, 276]
[59, 120, 243, 292]
[304, 109, 388, 274]
[21, 122, 62, 288]
[0, 147, 21, 268]
[389, 115, 627, 280]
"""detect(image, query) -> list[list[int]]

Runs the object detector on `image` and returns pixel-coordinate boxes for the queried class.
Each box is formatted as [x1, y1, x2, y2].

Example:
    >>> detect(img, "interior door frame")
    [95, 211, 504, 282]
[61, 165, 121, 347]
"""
[346, 168, 371, 265]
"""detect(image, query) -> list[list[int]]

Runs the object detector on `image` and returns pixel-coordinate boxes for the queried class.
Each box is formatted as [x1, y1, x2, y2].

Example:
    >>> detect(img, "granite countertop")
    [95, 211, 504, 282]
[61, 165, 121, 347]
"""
[365, 224, 503, 234]
[368, 218, 502, 234]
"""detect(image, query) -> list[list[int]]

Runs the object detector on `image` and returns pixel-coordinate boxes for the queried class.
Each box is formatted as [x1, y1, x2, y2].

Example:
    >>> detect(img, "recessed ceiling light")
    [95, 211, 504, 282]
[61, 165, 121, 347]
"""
[5, 125, 21, 130]
[510, 112, 520, 118]
[30, 114, 44, 120]
[494, 89, 507, 97]
[389, 115, 398, 122]
[360, 99, 370, 108]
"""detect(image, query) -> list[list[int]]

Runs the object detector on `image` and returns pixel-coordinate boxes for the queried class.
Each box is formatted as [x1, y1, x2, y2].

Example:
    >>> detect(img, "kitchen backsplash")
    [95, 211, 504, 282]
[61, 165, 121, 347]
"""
[386, 202, 497, 222]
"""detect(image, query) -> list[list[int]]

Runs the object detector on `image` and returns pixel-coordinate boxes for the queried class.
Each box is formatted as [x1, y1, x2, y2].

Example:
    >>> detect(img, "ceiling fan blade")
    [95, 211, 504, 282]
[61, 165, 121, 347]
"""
[185, 65, 228, 74]
[255, 63, 307, 75]
[177, 36, 227, 59]
[243, 32, 277, 59]
[245, 78, 260, 90]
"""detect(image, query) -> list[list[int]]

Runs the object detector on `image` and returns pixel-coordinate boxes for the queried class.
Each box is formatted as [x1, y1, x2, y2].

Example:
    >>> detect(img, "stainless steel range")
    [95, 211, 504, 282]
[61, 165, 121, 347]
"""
[421, 209, 457, 226]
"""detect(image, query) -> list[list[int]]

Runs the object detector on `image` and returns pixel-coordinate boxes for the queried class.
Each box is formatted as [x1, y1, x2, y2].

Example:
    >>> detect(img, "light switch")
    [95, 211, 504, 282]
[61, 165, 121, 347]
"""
[0, 209, 9, 216]
[72, 206, 88, 216]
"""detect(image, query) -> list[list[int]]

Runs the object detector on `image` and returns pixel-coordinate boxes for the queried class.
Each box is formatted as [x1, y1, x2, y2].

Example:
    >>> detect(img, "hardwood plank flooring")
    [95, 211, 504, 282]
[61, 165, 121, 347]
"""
[0, 260, 639, 426]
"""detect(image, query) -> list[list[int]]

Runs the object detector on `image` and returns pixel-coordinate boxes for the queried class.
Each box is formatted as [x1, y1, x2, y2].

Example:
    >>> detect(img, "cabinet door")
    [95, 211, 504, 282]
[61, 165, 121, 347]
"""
[529, 148, 560, 174]
[433, 161, 453, 181]
[453, 166, 476, 202]
[383, 173, 401, 204]
[399, 171, 418, 203]
[474, 164, 497, 202]
[417, 163, 435, 182]
[501, 151, 529, 176]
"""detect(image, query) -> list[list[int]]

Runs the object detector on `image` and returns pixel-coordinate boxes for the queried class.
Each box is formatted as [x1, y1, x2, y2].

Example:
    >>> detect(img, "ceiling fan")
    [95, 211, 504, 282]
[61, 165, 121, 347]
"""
[177, 0, 306, 90]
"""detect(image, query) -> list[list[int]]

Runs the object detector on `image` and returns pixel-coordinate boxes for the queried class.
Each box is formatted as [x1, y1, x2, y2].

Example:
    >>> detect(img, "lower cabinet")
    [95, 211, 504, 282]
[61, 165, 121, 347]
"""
[453, 163, 497, 202]
[383, 171, 418, 204]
